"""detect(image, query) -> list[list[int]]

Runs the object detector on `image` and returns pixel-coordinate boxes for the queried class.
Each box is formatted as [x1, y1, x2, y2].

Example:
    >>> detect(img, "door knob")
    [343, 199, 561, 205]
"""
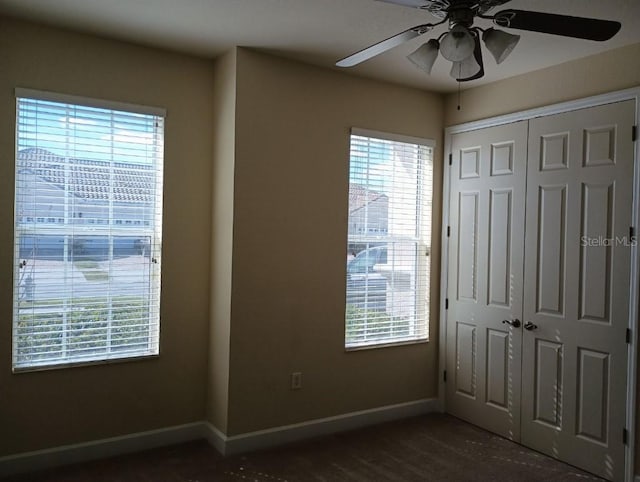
[524, 321, 538, 331]
[502, 319, 521, 328]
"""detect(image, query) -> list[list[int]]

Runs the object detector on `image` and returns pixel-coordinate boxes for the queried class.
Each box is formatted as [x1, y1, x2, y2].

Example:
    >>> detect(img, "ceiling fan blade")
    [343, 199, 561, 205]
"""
[477, 0, 513, 13]
[493, 9, 621, 41]
[376, 0, 513, 14]
[374, 0, 432, 9]
[336, 25, 431, 67]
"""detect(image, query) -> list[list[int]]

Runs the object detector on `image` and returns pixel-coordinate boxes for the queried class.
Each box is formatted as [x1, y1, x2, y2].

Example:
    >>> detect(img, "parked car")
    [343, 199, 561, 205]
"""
[18, 235, 151, 260]
[346, 246, 387, 311]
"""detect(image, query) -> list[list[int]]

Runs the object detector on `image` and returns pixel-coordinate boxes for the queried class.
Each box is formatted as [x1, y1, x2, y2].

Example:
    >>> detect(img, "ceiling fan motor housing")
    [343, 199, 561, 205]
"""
[447, 3, 477, 29]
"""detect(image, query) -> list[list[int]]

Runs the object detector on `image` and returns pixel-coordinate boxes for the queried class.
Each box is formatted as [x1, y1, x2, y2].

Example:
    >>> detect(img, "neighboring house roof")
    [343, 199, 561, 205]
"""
[17, 148, 155, 204]
[349, 184, 388, 215]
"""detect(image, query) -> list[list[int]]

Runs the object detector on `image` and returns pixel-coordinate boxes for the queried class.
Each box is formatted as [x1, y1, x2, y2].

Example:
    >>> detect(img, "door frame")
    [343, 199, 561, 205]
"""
[439, 87, 640, 482]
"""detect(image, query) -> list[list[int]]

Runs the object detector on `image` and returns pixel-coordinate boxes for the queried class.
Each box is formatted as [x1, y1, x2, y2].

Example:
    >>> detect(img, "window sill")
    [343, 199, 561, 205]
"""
[12, 353, 159, 374]
[345, 337, 429, 352]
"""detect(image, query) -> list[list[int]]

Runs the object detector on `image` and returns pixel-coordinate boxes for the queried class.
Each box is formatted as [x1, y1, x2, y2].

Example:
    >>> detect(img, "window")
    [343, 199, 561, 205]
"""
[345, 129, 433, 348]
[12, 89, 165, 371]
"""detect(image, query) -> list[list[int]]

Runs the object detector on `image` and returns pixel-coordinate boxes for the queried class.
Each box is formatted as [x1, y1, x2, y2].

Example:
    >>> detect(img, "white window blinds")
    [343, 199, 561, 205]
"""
[13, 90, 165, 370]
[345, 129, 433, 348]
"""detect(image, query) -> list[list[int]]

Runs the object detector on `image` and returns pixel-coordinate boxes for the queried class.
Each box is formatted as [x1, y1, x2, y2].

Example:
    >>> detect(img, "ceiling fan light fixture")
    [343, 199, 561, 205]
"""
[482, 27, 520, 64]
[449, 53, 481, 80]
[336, 2, 623, 86]
[440, 24, 475, 62]
[407, 39, 439, 74]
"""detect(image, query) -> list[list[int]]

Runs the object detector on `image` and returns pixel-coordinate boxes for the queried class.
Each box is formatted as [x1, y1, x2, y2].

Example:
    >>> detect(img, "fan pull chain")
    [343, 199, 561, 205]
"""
[457, 65, 462, 111]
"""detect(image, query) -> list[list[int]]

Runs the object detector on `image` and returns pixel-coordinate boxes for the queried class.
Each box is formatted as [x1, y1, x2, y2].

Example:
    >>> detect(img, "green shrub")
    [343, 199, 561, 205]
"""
[15, 296, 151, 365]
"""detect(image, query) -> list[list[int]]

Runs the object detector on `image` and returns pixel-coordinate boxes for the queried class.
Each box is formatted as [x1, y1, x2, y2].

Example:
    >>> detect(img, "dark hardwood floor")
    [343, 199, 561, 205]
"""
[2, 413, 605, 481]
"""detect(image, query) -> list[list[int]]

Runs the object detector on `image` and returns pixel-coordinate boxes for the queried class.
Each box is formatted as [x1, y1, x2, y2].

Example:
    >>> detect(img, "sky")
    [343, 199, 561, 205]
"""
[17, 98, 163, 165]
[349, 134, 431, 195]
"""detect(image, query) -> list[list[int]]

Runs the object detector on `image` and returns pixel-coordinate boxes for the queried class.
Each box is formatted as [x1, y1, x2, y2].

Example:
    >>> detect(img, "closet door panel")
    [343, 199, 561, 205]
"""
[521, 100, 635, 481]
[446, 121, 528, 440]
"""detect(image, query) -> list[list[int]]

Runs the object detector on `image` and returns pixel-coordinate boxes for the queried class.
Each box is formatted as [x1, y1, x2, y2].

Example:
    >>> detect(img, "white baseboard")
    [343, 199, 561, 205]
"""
[203, 422, 227, 455]
[205, 397, 440, 456]
[0, 398, 439, 477]
[0, 422, 204, 478]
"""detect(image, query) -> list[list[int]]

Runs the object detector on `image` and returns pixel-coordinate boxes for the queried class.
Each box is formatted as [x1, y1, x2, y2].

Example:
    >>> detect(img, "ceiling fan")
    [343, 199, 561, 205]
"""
[336, 0, 622, 82]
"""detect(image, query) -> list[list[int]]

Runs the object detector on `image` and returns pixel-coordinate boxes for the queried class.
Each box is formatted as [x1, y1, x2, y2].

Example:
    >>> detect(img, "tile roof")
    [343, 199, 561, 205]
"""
[349, 184, 387, 214]
[18, 148, 156, 204]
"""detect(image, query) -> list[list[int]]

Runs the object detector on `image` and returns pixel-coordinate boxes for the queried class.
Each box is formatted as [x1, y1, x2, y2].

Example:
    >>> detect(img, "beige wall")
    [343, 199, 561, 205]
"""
[207, 49, 238, 433]
[0, 17, 214, 456]
[0, 16, 444, 456]
[445, 43, 640, 126]
[221, 49, 443, 435]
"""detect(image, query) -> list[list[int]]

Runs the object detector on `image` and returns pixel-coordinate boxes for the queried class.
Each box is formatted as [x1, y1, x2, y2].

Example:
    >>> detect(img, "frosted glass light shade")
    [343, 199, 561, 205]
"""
[450, 54, 481, 80]
[407, 39, 439, 74]
[482, 28, 520, 64]
[440, 25, 475, 61]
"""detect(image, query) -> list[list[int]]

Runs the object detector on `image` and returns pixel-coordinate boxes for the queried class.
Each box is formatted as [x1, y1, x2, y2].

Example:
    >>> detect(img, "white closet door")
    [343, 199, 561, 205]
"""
[446, 121, 528, 440]
[521, 100, 635, 481]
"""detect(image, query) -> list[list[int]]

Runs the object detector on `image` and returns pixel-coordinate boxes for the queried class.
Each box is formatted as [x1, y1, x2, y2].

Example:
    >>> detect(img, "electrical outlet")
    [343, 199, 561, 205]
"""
[290, 372, 302, 390]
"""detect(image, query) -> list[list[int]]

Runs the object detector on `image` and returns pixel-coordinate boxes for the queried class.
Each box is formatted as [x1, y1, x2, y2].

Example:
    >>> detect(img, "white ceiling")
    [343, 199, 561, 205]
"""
[1, 0, 639, 93]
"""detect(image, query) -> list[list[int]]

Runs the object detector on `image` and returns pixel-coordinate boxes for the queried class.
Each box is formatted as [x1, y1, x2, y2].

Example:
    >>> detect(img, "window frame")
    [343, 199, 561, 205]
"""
[345, 128, 434, 350]
[12, 88, 166, 372]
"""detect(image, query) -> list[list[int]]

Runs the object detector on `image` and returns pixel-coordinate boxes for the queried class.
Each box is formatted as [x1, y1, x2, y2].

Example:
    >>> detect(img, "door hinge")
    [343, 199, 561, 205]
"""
[445, 298, 449, 310]
[627, 328, 632, 344]
[623, 428, 628, 445]
[630, 226, 635, 239]
[447, 226, 451, 237]
[443, 370, 447, 382]
[633, 125, 638, 142]
[449, 153, 453, 166]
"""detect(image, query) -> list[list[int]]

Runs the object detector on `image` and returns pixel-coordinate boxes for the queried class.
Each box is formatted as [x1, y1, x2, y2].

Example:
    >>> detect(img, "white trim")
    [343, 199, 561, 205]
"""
[351, 127, 435, 147]
[345, 338, 428, 352]
[0, 399, 439, 477]
[12, 353, 160, 374]
[204, 398, 439, 456]
[0, 422, 203, 478]
[441, 86, 640, 482]
[625, 88, 640, 482]
[438, 136, 452, 413]
[446, 87, 640, 135]
[14, 87, 167, 117]
[202, 423, 228, 455]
